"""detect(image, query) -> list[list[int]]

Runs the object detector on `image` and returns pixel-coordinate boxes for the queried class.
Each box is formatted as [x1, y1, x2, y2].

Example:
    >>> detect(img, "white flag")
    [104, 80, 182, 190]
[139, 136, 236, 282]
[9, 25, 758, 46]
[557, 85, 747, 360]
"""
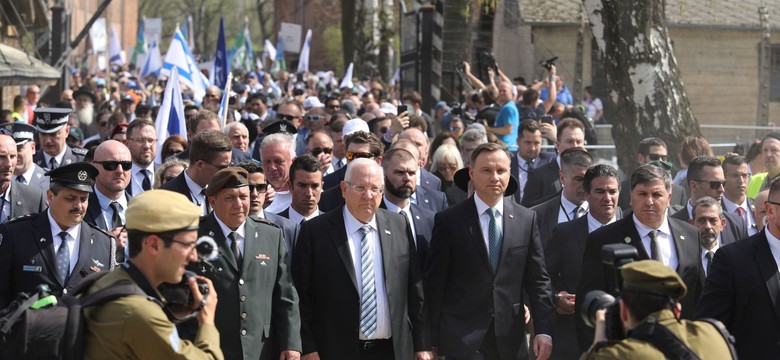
[297, 29, 312, 74]
[140, 41, 162, 78]
[109, 27, 123, 65]
[340, 63, 354, 90]
[264, 39, 277, 61]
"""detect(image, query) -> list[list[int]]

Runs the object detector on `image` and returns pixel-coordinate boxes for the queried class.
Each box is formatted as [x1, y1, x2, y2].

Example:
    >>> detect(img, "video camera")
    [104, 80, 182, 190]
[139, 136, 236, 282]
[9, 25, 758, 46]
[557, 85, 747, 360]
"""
[579, 244, 638, 340]
[479, 52, 498, 74]
[540, 56, 558, 71]
[158, 235, 219, 323]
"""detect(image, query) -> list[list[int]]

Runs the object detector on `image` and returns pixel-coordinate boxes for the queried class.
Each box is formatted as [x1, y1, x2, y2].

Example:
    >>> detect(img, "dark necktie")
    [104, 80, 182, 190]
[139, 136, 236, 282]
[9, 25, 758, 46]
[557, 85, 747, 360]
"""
[109, 201, 122, 229]
[15, 175, 24, 184]
[487, 207, 502, 272]
[573, 205, 582, 219]
[705, 251, 714, 276]
[199, 189, 210, 215]
[56, 231, 70, 284]
[142, 170, 152, 191]
[49, 157, 58, 170]
[648, 230, 662, 261]
[229, 231, 242, 267]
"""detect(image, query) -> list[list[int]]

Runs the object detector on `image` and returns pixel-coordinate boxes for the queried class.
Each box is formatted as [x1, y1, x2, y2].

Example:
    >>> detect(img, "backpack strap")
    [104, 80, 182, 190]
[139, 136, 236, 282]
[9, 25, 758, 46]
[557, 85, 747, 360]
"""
[628, 317, 701, 360]
[698, 318, 738, 360]
[0, 294, 40, 337]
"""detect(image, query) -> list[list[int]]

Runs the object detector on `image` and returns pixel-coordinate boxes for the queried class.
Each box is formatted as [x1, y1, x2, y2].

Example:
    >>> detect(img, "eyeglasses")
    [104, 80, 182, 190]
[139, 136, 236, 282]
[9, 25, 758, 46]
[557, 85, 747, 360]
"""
[248, 183, 269, 193]
[128, 137, 158, 145]
[379, 127, 389, 134]
[166, 237, 197, 253]
[693, 179, 726, 190]
[93, 160, 132, 171]
[767, 200, 780, 207]
[346, 182, 383, 196]
[276, 113, 298, 121]
[305, 115, 323, 121]
[346, 151, 374, 161]
[309, 147, 333, 156]
[437, 164, 458, 172]
[202, 159, 230, 170]
[647, 154, 668, 161]
[726, 172, 751, 180]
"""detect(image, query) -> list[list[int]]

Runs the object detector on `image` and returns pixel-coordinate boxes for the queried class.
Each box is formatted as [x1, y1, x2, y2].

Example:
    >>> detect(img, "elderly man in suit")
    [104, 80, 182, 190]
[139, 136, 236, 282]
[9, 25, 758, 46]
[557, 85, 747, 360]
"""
[721, 154, 758, 236]
[531, 147, 593, 246]
[426, 142, 554, 360]
[617, 137, 687, 213]
[3, 122, 50, 192]
[575, 164, 703, 352]
[85, 140, 131, 237]
[293, 158, 432, 360]
[0, 134, 46, 223]
[688, 196, 728, 277]
[0, 162, 117, 308]
[696, 176, 780, 359]
[193, 167, 301, 360]
[545, 164, 621, 359]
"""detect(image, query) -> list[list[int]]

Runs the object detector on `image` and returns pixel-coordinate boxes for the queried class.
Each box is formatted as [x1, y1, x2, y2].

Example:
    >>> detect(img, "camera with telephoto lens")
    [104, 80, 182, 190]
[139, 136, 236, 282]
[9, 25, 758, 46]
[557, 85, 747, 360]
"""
[479, 52, 498, 73]
[580, 244, 639, 340]
[540, 56, 558, 71]
[158, 236, 219, 323]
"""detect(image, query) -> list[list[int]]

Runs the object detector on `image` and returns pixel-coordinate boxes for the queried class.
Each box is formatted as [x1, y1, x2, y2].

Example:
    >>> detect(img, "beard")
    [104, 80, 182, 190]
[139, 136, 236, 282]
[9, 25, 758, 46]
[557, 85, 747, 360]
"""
[385, 180, 415, 200]
[75, 105, 94, 126]
[700, 231, 718, 247]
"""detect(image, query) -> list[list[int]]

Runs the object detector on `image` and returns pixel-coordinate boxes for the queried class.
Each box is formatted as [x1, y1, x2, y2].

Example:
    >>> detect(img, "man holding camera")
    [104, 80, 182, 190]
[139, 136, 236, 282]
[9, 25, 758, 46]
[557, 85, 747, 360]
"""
[581, 260, 734, 359]
[82, 190, 222, 359]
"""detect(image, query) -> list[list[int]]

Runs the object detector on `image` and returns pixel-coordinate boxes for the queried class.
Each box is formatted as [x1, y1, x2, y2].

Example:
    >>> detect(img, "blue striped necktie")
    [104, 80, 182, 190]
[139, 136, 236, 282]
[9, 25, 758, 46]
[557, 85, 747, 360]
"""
[358, 225, 377, 338]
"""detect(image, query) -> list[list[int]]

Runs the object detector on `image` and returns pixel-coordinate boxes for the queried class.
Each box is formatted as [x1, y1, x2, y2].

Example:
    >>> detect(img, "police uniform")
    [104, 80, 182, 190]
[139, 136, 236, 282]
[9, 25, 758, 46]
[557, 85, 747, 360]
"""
[1, 122, 50, 192]
[31, 108, 87, 170]
[0, 162, 117, 308]
[581, 261, 735, 360]
[83, 190, 223, 360]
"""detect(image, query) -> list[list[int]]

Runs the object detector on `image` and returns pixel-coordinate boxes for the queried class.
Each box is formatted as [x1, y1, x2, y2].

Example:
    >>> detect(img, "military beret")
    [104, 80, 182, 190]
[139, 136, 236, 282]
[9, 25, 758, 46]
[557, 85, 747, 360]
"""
[206, 167, 249, 196]
[0, 122, 35, 145]
[35, 107, 71, 134]
[453, 167, 519, 197]
[621, 260, 687, 299]
[46, 162, 98, 193]
[126, 190, 201, 233]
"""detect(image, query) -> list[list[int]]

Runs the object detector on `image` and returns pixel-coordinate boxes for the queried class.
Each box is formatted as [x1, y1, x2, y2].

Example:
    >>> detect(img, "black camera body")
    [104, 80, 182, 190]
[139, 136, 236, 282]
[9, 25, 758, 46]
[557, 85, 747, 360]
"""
[479, 52, 498, 74]
[157, 236, 219, 323]
[580, 244, 639, 340]
[540, 56, 558, 71]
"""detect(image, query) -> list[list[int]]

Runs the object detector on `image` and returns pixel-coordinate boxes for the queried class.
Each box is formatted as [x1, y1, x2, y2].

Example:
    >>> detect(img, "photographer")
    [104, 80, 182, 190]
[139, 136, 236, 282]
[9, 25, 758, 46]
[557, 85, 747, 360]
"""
[582, 260, 734, 360]
[82, 190, 222, 359]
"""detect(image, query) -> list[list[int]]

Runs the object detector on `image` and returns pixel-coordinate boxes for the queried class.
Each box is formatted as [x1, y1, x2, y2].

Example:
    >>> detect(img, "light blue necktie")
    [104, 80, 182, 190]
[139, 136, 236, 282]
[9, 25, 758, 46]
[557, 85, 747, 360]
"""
[56, 231, 70, 284]
[358, 225, 377, 338]
[487, 208, 503, 272]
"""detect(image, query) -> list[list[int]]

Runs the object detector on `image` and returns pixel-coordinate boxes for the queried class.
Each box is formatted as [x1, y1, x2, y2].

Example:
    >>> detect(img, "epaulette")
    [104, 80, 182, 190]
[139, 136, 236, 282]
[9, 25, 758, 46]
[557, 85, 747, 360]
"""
[84, 221, 117, 240]
[248, 215, 281, 229]
[7, 212, 38, 223]
[72, 147, 88, 155]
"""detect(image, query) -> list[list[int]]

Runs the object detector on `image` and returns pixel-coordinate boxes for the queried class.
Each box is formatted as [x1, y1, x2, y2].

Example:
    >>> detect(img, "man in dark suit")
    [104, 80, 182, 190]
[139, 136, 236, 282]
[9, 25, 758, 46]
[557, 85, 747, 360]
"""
[381, 147, 436, 268]
[695, 176, 780, 359]
[545, 164, 622, 359]
[512, 120, 555, 204]
[32, 108, 87, 170]
[125, 120, 157, 197]
[161, 131, 233, 216]
[192, 167, 301, 360]
[236, 160, 298, 261]
[617, 137, 687, 213]
[575, 164, 704, 352]
[390, 139, 447, 213]
[84, 140, 131, 235]
[293, 158, 432, 359]
[670, 155, 748, 244]
[425, 143, 554, 360]
[3, 122, 50, 193]
[689, 196, 729, 277]
[532, 147, 593, 246]
[323, 129, 383, 190]
[278, 155, 323, 224]
[397, 128, 442, 192]
[0, 162, 117, 308]
[522, 118, 585, 207]
[721, 154, 758, 236]
[175, 110, 250, 165]
[0, 134, 46, 223]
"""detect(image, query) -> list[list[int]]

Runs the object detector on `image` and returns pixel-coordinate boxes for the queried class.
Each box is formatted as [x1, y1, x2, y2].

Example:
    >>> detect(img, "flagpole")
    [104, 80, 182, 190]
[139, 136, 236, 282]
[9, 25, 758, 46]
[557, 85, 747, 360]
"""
[221, 72, 233, 130]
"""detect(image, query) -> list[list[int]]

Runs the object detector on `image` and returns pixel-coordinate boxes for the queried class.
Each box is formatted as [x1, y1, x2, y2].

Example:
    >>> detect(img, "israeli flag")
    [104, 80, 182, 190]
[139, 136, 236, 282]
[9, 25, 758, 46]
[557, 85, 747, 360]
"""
[297, 29, 312, 74]
[162, 26, 209, 103]
[140, 41, 162, 78]
[155, 67, 187, 164]
[109, 27, 123, 65]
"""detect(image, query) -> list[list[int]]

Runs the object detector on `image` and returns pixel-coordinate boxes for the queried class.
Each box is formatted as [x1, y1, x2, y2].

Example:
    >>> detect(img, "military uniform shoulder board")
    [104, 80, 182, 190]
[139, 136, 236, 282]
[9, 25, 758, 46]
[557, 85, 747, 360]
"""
[248, 215, 281, 229]
[72, 147, 88, 156]
[85, 222, 117, 240]
[8, 213, 38, 223]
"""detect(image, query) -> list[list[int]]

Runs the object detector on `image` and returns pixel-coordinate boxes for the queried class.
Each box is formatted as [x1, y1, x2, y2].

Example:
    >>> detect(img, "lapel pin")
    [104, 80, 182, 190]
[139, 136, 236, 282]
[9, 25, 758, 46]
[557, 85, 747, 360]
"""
[254, 232, 258, 238]
[415, 215, 420, 220]
[208, 231, 214, 236]
[255, 254, 270, 260]
[91, 258, 104, 268]
[218, 267, 223, 272]
[624, 237, 631, 244]
[90, 238, 93, 245]
[40, 237, 46, 243]
[66, 159, 72, 164]
[31, 259, 35, 264]
[384, 229, 391, 235]
[424, 199, 429, 203]
[261, 261, 267, 266]
[509, 214, 514, 219]
[680, 235, 685, 241]
[15, 201, 20, 206]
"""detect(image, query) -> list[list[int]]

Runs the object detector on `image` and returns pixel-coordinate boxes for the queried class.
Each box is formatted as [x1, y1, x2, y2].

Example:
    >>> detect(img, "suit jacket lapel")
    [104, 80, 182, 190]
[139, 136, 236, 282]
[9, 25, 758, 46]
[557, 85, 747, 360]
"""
[754, 233, 780, 323]
[86, 192, 107, 230]
[204, 214, 239, 273]
[242, 221, 261, 274]
[667, 219, 692, 272]
[69, 223, 96, 285]
[499, 201, 520, 269]
[575, 216, 589, 255]
[329, 207, 358, 292]
[621, 216, 651, 259]
[8, 183, 18, 219]
[464, 197, 492, 273]
[376, 212, 395, 296]
[34, 213, 59, 285]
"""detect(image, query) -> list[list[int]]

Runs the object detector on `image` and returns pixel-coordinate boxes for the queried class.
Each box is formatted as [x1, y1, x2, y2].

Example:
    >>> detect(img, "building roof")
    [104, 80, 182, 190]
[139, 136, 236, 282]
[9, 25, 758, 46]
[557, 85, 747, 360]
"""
[519, 0, 780, 29]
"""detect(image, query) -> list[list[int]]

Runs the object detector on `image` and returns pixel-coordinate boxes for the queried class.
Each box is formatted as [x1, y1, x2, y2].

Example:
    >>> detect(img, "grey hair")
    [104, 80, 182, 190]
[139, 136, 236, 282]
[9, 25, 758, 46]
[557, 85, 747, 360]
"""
[430, 144, 463, 171]
[260, 133, 296, 159]
[223, 121, 248, 135]
[691, 196, 724, 218]
[460, 128, 487, 144]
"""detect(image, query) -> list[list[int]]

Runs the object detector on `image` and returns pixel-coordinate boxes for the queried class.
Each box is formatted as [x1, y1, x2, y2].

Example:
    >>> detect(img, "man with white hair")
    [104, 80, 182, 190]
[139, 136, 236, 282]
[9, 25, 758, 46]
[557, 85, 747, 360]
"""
[224, 121, 250, 154]
[202, 85, 222, 112]
[261, 133, 297, 214]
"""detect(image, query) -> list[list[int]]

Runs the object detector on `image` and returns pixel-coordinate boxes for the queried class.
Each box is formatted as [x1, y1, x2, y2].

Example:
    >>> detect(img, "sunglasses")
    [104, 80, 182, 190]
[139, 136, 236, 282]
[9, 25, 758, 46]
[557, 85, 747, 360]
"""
[248, 183, 269, 193]
[693, 179, 726, 190]
[647, 154, 668, 161]
[309, 147, 333, 156]
[305, 115, 323, 121]
[276, 113, 298, 121]
[94, 160, 132, 171]
[346, 151, 374, 161]
[379, 127, 389, 134]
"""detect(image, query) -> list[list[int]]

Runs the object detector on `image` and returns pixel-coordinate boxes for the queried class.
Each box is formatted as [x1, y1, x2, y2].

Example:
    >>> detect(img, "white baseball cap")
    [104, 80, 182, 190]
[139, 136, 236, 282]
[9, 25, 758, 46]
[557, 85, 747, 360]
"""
[303, 96, 325, 110]
[342, 118, 370, 140]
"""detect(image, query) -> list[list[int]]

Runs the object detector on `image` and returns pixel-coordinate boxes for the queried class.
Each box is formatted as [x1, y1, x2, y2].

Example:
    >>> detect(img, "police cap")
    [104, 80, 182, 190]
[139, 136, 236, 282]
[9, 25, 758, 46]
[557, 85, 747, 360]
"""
[621, 260, 687, 299]
[263, 119, 297, 135]
[46, 162, 98, 193]
[35, 107, 72, 134]
[0, 122, 36, 145]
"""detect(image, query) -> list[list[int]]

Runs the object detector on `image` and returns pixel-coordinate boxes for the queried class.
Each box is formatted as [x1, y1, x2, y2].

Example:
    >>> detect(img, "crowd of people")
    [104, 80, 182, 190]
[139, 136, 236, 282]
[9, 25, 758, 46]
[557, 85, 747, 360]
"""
[0, 58, 776, 360]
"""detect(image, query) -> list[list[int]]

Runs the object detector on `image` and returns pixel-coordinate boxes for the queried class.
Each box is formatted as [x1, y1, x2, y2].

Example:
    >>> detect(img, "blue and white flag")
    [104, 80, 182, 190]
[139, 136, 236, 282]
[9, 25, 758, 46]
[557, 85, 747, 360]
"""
[162, 26, 209, 103]
[209, 17, 229, 88]
[217, 73, 233, 129]
[140, 41, 162, 78]
[109, 27, 123, 65]
[155, 67, 187, 164]
[297, 29, 312, 74]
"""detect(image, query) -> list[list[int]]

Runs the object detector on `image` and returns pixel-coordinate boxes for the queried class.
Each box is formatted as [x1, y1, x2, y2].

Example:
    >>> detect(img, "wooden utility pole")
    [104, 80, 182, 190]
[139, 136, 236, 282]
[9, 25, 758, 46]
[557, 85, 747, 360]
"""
[757, 4, 771, 128]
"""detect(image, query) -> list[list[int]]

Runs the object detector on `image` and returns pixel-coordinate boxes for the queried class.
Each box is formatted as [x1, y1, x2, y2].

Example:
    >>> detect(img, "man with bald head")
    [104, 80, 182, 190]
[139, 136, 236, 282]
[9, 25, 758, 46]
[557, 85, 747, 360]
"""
[85, 140, 132, 233]
[0, 134, 46, 223]
[203, 85, 222, 112]
[397, 128, 442, 192]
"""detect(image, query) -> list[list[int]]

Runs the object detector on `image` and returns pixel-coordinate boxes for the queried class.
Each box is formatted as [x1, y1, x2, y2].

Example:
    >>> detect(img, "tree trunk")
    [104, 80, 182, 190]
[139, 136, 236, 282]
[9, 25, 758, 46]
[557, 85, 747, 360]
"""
[341, 0, 356, 71]
[582, 0, 700, 173]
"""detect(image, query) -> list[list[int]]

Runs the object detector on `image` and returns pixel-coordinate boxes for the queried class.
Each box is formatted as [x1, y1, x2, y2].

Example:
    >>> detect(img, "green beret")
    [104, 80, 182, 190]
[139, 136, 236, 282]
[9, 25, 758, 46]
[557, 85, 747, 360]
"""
[206, 167, 248, 196]
[621, 260, 687, 299]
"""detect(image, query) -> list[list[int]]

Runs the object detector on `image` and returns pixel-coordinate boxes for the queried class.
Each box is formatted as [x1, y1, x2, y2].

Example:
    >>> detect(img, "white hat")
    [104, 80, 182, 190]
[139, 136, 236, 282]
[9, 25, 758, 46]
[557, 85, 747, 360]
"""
[379, 102, 398, 116]
[342, 118, 370, 140]
[303, 96, 325, 110]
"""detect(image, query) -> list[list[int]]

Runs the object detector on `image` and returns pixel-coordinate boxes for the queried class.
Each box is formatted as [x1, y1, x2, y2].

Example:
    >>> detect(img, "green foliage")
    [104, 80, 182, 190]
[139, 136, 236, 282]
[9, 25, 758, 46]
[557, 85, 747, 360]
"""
[323, 26, 344, 77]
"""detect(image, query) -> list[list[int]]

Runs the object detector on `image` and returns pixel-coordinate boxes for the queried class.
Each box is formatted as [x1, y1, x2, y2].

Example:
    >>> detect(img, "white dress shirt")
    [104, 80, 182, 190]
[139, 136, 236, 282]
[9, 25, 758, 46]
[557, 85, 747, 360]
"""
[587, 212, 617, 233]
[383, 197, 417, 248]
[343, 207, 391, 339]
[474, 194, 503, 251]
[288, 206, 320, 224]
[215, 215, 246, 257]
[722, 196, 758, 236]
[558, 196, 588, 224]
[42, 147, 68, 169]
[18, 164, 37, 185]
[48, 209, 81, 275]
[265, 191, 292, 214]
[130, 163, 155, 195]
[700, 236, 721, 277]
[94, 187, 127, 229]
[633, 213, 678, 270]
[183, 171, 208, 216]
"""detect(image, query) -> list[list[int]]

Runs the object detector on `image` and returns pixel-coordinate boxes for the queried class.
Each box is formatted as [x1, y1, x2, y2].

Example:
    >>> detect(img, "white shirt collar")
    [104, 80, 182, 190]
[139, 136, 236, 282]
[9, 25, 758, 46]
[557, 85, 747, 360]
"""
[474, 193, 503, 217]
[94, 186, 128, 210]
[214, 213, 246, 239]
[343, 205, 378, 236]
[183, 171, 205, 197]
[44, 146, 68, 166]
[561, 195, 588, 215]
[288, 206, 320, 223]
[632, 211, 672, 238]
[383, 195, 411, 214]
[587, 212, 617, 233]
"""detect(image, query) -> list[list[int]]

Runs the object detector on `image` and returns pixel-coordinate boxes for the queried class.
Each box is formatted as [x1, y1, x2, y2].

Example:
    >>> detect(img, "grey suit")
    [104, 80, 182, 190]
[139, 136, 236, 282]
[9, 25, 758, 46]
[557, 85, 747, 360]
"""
[5, 182, 47, 222]
[33, 147, 87, 170]
[415, 185, 448, 213]
[670, 205, 747, 244]
[18, 164, 50, 193]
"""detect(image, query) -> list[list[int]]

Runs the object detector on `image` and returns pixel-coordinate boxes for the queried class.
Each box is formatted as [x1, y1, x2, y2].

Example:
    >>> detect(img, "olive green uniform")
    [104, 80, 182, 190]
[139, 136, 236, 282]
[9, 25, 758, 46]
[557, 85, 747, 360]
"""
[82, 267, 224, 360]
[580, 310, 733, 360]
